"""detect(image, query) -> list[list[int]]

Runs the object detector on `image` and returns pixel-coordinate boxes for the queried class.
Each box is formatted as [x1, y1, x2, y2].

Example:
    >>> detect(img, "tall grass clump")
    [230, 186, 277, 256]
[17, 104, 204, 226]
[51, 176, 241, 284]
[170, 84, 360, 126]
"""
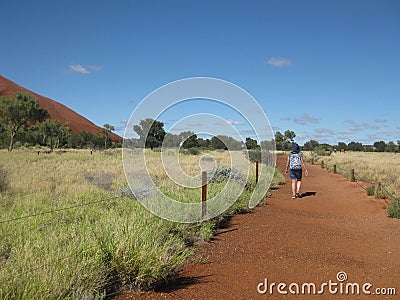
[388, 200, 400, 219]
[0, 165, 9, 193]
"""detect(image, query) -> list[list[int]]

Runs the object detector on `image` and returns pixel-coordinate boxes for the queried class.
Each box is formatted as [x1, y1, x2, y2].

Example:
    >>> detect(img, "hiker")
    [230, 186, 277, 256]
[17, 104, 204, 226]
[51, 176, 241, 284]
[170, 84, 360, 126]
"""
[285, 143, 308, 199]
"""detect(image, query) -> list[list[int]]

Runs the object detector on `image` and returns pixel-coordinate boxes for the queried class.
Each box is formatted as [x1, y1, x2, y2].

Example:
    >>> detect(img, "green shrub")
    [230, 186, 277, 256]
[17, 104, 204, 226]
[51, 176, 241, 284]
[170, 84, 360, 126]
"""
[83, 173, 114, 190]
[366, 185, 375, 196]
[388, 200, 400, 218]
[207, 166, 246, 185]
[313, 145, 333, 156]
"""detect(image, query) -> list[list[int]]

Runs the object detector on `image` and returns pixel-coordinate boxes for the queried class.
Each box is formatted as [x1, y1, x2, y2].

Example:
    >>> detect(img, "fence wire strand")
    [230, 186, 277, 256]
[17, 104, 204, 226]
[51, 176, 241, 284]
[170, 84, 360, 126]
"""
[0, 196, 121, 224]
[317, 160, 399, 203]
[0, 188, 159, 225]
[0, 186, 163, 291]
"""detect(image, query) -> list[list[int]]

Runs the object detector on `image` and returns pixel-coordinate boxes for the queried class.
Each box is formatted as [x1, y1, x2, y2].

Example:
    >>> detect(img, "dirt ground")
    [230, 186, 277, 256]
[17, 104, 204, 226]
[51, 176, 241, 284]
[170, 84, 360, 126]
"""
[116, 155, 400, 299]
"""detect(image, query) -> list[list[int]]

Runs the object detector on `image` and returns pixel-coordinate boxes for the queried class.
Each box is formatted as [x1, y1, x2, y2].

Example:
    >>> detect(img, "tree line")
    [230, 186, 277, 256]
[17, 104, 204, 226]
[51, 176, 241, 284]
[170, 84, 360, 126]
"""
[1, 93, 398, 153]
[124, 117, 273, 151]
[0, 92, 120, 151]
[274, 130, 400, 153]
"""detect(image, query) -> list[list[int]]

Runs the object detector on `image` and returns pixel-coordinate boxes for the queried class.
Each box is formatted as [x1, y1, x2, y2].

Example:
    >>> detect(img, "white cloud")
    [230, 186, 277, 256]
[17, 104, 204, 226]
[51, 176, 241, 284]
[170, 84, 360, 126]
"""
[280, 116, 291, 121]
[69, 64, 90, 74]
[293, 114, 320, 125]
[66, 64, 102, 75]
[363, 123, 380, 130]
[344, 119, 357, 126]
[216, 120, 246, 126]
[344, 120, 380, 130]
[374, 118, 388, 123]
[267, 57, 292, 67]
[87, 65, 102, 71]
[315, 128, 335, 134]
[378, 129, 398, 135]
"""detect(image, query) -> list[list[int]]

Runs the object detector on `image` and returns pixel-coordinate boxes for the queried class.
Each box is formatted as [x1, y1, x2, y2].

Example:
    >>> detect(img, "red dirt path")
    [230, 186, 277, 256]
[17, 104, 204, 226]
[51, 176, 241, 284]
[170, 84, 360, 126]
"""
[118, 156, 400, 299]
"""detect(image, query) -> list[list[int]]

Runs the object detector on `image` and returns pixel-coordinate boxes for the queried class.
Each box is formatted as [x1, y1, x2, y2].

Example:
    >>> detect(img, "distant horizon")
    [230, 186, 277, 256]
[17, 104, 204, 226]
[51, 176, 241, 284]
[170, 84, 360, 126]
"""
[1, 1, 399, 145]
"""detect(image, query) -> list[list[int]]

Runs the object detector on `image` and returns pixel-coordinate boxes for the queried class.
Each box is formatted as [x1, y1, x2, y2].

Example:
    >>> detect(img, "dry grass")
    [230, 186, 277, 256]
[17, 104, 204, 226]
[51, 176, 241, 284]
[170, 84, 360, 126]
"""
[303, 151, 400, 198]
[0, 148, 279, 298]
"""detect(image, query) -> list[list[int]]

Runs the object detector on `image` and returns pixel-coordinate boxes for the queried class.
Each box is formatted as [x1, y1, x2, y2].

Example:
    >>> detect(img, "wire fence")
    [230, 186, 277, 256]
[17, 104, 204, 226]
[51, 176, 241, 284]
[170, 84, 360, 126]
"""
[0, 187, 162, 289]
[315, 159, 399, 204]
[0, 163, 261, 296]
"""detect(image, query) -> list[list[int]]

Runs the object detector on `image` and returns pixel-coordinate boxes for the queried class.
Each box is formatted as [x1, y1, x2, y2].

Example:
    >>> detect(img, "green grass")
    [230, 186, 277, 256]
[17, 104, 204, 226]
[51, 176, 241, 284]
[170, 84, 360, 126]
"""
[0, 148, 280, 298]
[388, 200, 400, 218]
[366, 185, 375, 196]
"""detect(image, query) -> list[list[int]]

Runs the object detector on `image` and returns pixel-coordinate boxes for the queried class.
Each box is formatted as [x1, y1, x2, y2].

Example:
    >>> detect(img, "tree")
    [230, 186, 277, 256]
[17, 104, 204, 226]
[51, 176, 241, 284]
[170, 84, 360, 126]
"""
[178, 131, 195, 144]
[223, 136, 243, 150]
[162, 133, 181, 148]
[182, 133, 199, 148]
[274, 130, 296, 151]
[303, 140, 319, 151]
[245, 137, 259, 150]
[373, 141, 386, 152]
[39, 120, 56, 150]
[133, 118, 166, 149]
[348, 141, 364, 151]
[385, 141, 396, 153]
[210, 136, 227, 150]
[398, 140, 400, 153]
[67, 131, 102, 149]
[102, 123, 115, 149]
[337, 142, 347, 151]
[261, 139, 275, 150]
[274, 131, 286, 151]
[0, 92, 49, 151]
[197, 138, 211, 148]
[284, 130, 296, 143]
[39, 120, 70, 150]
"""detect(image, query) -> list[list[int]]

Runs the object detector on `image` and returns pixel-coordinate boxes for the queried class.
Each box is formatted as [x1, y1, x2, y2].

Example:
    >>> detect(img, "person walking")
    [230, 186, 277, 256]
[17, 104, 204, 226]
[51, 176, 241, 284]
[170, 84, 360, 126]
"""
[285, 143, 308, 199]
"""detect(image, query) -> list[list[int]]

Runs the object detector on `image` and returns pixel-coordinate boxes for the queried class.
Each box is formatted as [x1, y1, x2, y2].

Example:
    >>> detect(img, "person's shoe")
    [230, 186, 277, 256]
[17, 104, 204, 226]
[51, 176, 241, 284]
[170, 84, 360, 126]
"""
[296, 192, 302, 198]
[291, 195, 296, 199]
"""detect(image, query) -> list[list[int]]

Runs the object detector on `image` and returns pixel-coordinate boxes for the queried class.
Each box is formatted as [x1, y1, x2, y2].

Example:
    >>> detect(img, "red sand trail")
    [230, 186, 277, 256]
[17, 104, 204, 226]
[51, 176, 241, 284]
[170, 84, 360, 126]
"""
[117, 156, 400, 299]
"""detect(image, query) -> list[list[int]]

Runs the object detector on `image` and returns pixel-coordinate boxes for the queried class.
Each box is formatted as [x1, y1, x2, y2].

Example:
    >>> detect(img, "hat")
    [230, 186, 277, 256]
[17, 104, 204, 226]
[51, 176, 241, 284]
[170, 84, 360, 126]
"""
[291, 143, 300, 153]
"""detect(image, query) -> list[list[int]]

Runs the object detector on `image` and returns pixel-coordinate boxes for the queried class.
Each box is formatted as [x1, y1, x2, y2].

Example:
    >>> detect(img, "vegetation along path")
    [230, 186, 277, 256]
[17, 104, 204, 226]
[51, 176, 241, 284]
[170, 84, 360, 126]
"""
[118, 155, 400, 299]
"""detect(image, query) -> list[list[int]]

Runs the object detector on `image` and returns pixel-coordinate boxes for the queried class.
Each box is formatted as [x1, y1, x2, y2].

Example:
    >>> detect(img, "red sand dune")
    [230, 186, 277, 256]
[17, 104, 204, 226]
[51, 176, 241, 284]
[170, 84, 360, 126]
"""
[0, 75, 121, 141]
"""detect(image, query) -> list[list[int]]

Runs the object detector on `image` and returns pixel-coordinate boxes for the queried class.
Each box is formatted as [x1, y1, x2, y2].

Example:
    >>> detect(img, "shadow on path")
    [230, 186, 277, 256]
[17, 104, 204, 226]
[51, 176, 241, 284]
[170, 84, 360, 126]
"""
[300, 191, 317, 198]
[154, 275, 212, 293]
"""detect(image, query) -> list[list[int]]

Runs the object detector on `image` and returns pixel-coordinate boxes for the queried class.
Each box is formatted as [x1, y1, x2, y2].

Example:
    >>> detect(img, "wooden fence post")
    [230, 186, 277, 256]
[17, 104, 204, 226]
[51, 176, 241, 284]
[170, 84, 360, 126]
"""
[256, 161, 259, 184]
[321, 160, 324, 169]
[350, 169, 355, 182]
[375, 182, 381, 199]
[333, 164, 337, 174]
[202, 171, 207, 218]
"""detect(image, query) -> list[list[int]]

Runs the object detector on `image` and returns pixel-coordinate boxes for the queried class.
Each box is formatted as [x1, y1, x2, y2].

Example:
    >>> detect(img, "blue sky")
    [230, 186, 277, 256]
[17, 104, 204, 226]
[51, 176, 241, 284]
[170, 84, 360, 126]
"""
[1, 0, 399, 145]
